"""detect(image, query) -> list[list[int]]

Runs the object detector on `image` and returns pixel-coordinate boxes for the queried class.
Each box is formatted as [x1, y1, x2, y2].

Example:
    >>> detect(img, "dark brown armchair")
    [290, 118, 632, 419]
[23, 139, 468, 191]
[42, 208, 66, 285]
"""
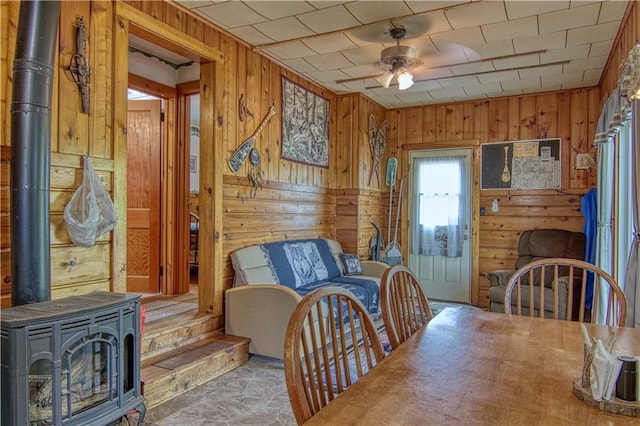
[487, 229, 586, 319]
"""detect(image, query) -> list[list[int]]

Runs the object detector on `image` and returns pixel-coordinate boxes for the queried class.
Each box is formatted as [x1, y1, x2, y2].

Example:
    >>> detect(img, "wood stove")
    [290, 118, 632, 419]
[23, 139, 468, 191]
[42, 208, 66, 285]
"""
[1, 292, 145, 425]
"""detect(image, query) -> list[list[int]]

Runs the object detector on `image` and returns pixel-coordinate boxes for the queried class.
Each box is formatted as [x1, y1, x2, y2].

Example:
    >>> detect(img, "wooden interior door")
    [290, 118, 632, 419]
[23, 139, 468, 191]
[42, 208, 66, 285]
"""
[127, 99, 162, 294]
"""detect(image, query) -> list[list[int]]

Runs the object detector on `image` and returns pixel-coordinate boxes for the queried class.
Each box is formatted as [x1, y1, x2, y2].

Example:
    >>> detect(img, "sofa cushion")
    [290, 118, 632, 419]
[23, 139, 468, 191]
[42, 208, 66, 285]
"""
[340, 253, 362, 275]
[260, 239, 342, 290]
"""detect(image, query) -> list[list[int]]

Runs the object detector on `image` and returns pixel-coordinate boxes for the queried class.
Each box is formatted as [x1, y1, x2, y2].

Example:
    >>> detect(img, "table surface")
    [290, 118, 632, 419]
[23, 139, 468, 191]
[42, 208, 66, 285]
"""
[304, 307, 640, 425]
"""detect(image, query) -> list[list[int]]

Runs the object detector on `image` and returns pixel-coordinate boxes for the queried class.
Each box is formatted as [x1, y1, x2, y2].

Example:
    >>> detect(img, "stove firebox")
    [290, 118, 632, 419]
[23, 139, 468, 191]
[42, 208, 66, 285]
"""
[1, 292, 145, 425]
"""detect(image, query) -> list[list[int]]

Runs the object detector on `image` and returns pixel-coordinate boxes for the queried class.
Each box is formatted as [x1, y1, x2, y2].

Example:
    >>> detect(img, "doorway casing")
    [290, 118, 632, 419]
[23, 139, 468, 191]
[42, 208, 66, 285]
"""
[402, 140, 481, 306]
[113, 3, 223, 314]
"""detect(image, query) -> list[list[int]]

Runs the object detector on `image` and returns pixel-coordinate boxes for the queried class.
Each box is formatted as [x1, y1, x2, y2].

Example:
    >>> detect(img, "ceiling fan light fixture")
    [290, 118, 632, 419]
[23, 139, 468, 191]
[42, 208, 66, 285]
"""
[376, 71, 394, 88]
[397, 68, 414, 90]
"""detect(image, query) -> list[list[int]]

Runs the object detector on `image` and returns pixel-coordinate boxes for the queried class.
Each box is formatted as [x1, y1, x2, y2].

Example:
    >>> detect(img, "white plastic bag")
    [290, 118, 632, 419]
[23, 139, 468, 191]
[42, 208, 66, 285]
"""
[64, 156, 118, 247]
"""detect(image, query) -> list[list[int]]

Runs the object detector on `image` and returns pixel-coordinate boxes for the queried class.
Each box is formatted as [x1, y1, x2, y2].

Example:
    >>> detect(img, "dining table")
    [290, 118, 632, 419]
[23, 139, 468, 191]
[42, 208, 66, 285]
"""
[304, 307, 640, 425]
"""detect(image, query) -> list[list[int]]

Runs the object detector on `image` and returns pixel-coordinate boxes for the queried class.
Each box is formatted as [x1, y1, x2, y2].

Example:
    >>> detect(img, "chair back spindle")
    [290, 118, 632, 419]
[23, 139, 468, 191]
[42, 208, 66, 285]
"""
[381, 265, 433, 350]
[284, 287, 385, 424]
[504, 258, 626, 326]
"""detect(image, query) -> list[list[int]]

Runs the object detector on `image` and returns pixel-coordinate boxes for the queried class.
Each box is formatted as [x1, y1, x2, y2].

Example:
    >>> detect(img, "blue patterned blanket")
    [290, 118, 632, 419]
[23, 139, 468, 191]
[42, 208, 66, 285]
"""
[259, 239, 380, 316]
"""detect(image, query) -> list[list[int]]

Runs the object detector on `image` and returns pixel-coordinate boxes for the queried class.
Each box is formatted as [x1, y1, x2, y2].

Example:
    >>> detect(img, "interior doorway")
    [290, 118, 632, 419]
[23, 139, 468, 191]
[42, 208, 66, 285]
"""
[126, 34, 201, 297]
[408, 148, 473, 303]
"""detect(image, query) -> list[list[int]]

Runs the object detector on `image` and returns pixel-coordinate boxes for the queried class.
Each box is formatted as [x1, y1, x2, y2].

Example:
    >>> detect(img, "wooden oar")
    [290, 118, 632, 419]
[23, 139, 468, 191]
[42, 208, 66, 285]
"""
[228, 105, 276, 173]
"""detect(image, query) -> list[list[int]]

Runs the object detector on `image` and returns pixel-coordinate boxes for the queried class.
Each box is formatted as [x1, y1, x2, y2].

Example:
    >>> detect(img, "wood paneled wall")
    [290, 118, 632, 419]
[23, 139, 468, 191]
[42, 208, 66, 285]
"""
[2, 0, 639, 313]
[390, 90, 601, 307]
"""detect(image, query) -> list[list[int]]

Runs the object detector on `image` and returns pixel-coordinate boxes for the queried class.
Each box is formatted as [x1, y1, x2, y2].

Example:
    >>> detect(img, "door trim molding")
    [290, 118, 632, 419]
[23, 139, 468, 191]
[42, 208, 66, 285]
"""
[113, 6, 222, 315]
[402, 142, 481, 306]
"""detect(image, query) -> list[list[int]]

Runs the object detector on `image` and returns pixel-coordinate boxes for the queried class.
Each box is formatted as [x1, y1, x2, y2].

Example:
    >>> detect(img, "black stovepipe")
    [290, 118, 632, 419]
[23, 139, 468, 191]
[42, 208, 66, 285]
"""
[10, 0, 60, 306]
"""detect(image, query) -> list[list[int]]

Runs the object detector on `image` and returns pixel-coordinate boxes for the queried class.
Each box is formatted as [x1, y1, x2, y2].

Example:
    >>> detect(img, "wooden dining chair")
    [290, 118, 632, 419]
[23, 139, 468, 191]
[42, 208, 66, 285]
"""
[380, 265, 434, 350]
[284, 286, 385, 425]
[504, 257, 627, 326]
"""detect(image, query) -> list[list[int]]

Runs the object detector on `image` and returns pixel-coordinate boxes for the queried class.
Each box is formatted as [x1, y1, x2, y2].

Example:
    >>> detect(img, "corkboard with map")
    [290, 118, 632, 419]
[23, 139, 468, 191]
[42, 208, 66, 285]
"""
[481, 138, 561, 190]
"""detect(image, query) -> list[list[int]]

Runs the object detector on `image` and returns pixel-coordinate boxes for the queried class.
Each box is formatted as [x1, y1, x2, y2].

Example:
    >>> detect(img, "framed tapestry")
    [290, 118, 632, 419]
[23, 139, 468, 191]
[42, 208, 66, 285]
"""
[281, 76, 329, 168]
[481, 138, 561, 190]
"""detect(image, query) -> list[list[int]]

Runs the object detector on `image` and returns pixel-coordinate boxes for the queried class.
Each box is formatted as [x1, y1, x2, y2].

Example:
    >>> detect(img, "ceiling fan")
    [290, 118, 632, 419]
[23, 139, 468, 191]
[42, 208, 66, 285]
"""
[375, 27, 421, 90]
[336, 20, 562, 91]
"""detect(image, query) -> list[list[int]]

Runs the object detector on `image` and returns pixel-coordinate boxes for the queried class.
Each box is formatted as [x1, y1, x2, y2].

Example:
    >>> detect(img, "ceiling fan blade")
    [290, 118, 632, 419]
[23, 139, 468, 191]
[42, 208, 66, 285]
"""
[336, 73, 386, 85]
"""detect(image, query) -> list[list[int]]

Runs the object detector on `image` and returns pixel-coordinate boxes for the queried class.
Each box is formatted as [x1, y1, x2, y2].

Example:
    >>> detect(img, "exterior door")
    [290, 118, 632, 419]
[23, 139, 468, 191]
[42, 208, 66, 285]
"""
[126, 99, 162, 294]
[408, 148, 472, 303]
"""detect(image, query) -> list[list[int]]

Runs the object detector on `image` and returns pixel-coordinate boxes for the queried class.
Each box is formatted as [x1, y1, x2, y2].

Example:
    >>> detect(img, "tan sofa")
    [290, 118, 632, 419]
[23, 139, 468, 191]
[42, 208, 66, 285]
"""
[225, 238, 388, 359]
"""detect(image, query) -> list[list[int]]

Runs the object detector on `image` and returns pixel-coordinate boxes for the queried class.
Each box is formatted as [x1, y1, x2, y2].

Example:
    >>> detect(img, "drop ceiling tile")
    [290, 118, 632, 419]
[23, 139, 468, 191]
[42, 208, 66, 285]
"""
[482, 16, 538, 43]
[428, 86, 468, 99]
[297, 5, 361, 34]
[589, 39, 614, 57]
[504, 1, 569, 20]
[463, 81, 502, 96]
[405, 1, 471, 14]
[394, 12, 453, 36]
[445, 1, 507, 29]
[406, 36, 439, 58]
[342, 45, 384, 66]
[253, 17, 315, 42]
[430, 27, 485, 51]
[395, 90, 436, 103]
[598, 0, 628, 23]
[410, 79, 444, 92]
[501, 77, 541, 91]
[513, 31, 567, 53]
[228, 26, 275, 46]
[263, 41, 317, 60]
[477, 69, 520, 83]
[540, 45, 590, 63]
[339, 63, 385, 78]
[539, 2, 600, 33]
[421, 47, 468, 68]
[563, 55, 607, 72]
[303, 33, 358, 55]
[583, 68, 603, 81]
[197, 2, 267, 29]
[493, 53, 540, 70]
[439, 75, 480, 88]
[415, 67, 455, 80]
[562, 77, 599, 90]
[567, 21, 619, 46]
[345, 1, 412, 24]
[518, 63, 564, 79]
[306, 52, 354, 70]
[281, 57, 318, 73]
[450, 61, 496, 76]
[306, 69, 350, 83]
[541, 70, 585, 86]
[463, 40, 515, 61]
[244, 1, 315, 20]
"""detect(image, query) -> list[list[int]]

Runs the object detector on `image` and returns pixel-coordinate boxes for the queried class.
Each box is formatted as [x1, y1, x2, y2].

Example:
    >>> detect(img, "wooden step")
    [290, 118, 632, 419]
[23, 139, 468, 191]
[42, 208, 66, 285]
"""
[142, 308, 222, 361]
[141, 333, 250, 409]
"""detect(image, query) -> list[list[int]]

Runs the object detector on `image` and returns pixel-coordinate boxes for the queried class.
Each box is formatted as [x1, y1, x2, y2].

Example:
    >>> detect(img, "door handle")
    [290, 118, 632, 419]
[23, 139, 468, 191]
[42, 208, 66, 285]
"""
[463, 235, 468, 240]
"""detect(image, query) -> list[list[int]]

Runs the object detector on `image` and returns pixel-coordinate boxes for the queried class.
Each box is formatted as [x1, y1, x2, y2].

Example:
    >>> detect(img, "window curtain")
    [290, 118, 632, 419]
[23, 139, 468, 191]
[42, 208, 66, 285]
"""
[593, 43, 639, 326]
[624, 99, 640, 328]
[411, 156, 467, 257]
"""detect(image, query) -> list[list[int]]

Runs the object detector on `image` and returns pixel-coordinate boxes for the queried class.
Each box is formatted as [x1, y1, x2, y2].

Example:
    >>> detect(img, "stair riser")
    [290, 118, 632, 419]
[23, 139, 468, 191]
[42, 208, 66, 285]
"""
[142, 315, 222, 360]
[142, 341, 249, 409]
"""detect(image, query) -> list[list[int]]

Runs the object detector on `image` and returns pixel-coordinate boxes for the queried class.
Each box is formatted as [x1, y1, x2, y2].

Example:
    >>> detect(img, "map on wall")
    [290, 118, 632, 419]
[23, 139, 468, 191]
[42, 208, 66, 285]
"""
[481, 138, 561, 190]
